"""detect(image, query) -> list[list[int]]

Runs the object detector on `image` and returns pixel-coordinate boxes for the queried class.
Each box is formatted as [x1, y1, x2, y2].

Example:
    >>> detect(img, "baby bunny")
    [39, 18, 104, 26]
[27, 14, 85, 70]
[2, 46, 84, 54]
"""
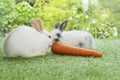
[51, 20, 95, 49]
[3, 20, 52, 57]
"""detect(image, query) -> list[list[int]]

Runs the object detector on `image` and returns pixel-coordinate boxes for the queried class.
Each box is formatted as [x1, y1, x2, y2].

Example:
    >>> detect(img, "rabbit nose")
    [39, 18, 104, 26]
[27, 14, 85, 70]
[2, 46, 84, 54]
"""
[54, 39, 59, 42]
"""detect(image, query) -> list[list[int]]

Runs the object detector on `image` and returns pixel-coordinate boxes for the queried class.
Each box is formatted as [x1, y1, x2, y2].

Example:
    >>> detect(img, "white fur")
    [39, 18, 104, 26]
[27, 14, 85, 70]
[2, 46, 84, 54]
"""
[51, 30, 95, 49]
[62, 31, 95, 49]
[3, 26, 52, 57]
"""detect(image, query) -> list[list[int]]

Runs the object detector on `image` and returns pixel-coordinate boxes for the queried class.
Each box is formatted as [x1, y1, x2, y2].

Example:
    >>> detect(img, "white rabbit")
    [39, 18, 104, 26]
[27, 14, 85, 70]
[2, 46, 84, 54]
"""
[51, 20, 95, 49]
[3, 20, 52, 57]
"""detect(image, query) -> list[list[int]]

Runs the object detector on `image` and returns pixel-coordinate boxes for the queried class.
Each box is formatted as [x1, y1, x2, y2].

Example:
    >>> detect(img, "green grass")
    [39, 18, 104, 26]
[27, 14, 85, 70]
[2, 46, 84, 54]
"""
[0, 36, 120, 80]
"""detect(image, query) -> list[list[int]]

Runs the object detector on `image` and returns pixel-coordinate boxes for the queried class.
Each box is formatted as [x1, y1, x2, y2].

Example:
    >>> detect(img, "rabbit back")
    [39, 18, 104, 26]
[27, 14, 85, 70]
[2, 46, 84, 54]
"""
[61, 30, 95, 49]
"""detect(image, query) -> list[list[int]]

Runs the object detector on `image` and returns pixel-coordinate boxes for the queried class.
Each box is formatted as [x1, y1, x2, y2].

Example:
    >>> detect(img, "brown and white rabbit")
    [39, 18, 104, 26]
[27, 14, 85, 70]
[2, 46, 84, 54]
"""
[3, 20, 52, 57]
[51, 20, 95, 49]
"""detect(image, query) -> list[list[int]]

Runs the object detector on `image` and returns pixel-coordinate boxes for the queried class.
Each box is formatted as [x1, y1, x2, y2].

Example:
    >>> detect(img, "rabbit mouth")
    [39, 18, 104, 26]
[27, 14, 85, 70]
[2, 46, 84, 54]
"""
[54, 39, 60, 42]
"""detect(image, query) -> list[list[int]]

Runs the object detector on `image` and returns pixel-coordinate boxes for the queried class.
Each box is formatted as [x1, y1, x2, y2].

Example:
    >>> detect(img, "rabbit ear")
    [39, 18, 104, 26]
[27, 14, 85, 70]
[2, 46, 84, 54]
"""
[36, 20, 43, 32]
[55, 22, 60, 29]
[59, 20, 68, 32]
[31, 20, 43, 32]
[31, 20, 38, 31]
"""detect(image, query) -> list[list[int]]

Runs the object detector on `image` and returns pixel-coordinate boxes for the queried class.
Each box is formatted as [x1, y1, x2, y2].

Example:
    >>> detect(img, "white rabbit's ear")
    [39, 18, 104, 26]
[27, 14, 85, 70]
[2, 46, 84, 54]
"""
[36, 20, 43, 32]
[31, 20, 43, 32]
[31, 20, 38, 31]
[59, 20, 68, 32]
[55, 22, 60, 29]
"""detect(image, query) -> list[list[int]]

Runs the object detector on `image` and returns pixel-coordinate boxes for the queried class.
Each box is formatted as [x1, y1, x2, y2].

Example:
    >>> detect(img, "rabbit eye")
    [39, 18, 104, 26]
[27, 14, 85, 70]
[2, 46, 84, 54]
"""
[48, 35, 51, 38]
[56, 33, 61, 38]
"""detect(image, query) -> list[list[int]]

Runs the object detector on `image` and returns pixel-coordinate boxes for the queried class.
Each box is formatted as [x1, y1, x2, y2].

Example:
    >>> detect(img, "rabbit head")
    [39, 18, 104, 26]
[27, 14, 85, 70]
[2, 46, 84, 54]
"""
[31, 20, 52, 48]
[31, 20, 52, 39]
[51, 20, 68, 43]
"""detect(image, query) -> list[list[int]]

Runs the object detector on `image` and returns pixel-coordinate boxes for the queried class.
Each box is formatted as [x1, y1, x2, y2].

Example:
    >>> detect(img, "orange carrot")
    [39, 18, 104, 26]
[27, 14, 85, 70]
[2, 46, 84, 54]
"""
[51, 42, 102, 57]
